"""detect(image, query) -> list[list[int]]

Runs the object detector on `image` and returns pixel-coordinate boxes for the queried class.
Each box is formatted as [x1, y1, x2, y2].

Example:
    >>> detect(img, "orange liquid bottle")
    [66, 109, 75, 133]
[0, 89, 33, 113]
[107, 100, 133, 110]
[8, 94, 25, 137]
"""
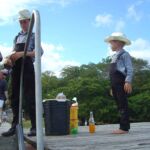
[89, 123, 95, 133]
[89, 111, 95, 133]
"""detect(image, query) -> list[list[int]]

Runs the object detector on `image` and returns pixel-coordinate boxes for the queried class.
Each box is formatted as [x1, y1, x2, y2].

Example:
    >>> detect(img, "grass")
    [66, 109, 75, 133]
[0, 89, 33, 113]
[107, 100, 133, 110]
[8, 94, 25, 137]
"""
[23, 119, 31, 128]
[23, 119, 45, 129]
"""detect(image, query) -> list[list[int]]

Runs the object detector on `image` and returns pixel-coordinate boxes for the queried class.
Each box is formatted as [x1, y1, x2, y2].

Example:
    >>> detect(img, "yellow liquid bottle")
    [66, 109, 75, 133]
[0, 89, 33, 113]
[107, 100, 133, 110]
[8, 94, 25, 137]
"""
[89, 111, 95, 133]
[70, 97, 78, 134]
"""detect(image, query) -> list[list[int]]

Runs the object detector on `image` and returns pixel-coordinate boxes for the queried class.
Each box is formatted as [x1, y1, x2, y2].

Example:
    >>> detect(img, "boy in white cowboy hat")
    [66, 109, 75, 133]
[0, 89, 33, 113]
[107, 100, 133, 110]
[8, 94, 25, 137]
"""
[105, 32, 133, 134]
[2, 9, 43, 137]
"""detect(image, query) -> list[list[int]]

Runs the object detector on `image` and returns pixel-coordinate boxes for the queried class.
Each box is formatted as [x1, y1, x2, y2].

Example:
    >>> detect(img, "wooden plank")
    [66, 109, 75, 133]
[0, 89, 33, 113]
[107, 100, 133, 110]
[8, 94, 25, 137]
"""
[25, 122, 150, 150]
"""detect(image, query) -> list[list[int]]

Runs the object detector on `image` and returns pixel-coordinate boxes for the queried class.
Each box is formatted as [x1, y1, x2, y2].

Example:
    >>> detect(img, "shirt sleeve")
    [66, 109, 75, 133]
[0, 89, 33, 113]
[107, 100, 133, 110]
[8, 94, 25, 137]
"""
[28, 33, 35, 51]
[32, 33, 44, 55]
[12, 35, 19, 51]
[123, 53, 133, 83]
[40, 46, 44, 56]
[0, 51, 3, 62]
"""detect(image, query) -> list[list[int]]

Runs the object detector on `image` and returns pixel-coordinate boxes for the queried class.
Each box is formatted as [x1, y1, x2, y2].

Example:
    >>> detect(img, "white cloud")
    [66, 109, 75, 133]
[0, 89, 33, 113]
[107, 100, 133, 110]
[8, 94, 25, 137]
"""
[127, 0, 144, 21]
[128, 38, 150, 60]
[41, 42, 80, 76]
[0, 44, 12, 58]
[127, 5, 141, 21]
[93, 14, 113, 27]
[0, 42, 80, 76]
[0, 0, 76, 25]
[93, 14, 126, 31]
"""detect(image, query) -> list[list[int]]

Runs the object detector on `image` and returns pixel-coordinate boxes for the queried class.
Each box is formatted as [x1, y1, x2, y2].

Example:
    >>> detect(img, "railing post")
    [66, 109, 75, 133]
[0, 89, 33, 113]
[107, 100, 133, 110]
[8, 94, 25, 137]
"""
[33, 10, 44, 150]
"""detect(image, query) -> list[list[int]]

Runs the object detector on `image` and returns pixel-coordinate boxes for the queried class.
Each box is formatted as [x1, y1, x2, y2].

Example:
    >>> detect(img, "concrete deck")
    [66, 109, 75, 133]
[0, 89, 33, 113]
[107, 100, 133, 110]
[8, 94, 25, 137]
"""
[25, 122, 150, 150]
[0, 123, 18, 150]
[0, 122, 35, 150]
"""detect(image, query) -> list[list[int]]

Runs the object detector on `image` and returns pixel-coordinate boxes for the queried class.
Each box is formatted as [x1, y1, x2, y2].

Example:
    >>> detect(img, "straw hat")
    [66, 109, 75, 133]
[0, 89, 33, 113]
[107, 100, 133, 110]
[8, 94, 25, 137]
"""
[18, 9, 31, 20]
[104, 32, 131, 45]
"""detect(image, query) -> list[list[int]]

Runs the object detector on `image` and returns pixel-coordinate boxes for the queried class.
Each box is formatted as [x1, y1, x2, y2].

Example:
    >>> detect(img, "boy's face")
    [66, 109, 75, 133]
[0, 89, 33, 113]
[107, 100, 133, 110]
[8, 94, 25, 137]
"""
[109, 40, 125, 51]
[19, 19, 30, 32]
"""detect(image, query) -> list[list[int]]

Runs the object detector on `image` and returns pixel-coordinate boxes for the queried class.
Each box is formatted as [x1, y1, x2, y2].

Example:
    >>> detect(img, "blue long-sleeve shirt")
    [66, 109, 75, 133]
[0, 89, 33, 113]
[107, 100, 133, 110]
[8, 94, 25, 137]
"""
[111, 49, 133, 83]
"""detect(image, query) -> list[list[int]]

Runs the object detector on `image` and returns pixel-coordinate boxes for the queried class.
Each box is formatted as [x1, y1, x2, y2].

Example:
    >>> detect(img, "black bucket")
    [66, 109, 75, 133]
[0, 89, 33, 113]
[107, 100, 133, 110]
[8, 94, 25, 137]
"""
[43, 100, 71, 136]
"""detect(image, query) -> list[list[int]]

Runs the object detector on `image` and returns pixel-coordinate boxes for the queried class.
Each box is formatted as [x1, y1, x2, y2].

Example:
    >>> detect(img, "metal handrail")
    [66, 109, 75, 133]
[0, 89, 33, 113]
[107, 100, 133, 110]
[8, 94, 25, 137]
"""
[33, 10, 44, 150]
[18, 10, 44, 150]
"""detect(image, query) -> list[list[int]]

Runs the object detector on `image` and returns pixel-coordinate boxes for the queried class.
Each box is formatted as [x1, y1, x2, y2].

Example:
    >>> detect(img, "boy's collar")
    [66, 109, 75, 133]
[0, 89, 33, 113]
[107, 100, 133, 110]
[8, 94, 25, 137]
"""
[116, 49, 124, 54]
[19, 31, 28, 35]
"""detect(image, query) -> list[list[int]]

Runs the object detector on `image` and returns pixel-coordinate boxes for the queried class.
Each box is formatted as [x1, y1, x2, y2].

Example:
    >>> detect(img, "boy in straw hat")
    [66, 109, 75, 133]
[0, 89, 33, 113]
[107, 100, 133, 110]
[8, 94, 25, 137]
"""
[2, 9, 43, 137]
[105, 32, 133, 134]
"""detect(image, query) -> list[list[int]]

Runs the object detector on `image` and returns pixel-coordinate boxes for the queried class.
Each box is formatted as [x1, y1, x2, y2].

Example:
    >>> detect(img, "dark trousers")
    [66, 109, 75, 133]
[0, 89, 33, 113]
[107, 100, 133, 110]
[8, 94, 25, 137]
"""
[11, 57, 36, 130]
[110, 70, 130, 131]
[112, 84, 130, 131]
[109, 57, 130, 131]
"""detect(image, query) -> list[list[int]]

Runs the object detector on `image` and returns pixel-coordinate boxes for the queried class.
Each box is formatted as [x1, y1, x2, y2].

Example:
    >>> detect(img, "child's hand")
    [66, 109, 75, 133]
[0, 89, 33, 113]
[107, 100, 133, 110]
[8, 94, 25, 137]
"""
[10, 52, 23, 62]
[124, 82, 132, 94]
[4, 57, 13, 67]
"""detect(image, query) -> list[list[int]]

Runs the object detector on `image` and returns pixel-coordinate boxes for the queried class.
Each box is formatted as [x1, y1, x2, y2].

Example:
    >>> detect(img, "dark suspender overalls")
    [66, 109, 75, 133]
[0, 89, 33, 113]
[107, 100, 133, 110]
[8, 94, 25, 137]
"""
[11, 42, 36, 130]
[109, 52, 130, 131]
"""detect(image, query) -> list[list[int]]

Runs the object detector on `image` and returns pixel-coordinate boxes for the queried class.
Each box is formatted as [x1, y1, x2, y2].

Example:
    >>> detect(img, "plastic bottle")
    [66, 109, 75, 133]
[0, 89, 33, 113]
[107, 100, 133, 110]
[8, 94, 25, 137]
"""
[70, 97, 78, 134]
[89, 111, 95, 133]
[84, 119, 87, 126]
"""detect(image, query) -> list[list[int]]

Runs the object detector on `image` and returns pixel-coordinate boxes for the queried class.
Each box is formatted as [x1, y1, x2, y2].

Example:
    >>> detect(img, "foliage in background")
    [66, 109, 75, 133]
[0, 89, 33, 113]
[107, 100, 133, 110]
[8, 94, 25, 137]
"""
[38, 57, 150, 123]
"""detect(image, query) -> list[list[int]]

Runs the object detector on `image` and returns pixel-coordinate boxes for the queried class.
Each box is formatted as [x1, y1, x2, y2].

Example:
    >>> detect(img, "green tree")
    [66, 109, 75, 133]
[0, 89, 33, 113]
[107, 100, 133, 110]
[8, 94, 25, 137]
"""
[41, 56, 150, 124]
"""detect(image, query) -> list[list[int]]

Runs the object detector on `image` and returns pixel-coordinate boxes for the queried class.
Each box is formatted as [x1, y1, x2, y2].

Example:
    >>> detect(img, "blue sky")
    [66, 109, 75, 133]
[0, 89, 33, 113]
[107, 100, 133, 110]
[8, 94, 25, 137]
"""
[0, 0, 150, 75]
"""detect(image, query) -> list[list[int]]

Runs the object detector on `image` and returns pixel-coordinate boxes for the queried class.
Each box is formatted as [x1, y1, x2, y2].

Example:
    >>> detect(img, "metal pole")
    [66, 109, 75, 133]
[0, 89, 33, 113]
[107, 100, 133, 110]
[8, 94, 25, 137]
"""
[33, 10, 44, 150]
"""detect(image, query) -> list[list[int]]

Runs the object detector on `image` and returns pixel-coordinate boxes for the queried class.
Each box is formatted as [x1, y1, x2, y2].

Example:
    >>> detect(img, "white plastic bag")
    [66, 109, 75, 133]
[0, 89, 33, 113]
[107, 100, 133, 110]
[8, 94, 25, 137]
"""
[56, 92, 67, 102]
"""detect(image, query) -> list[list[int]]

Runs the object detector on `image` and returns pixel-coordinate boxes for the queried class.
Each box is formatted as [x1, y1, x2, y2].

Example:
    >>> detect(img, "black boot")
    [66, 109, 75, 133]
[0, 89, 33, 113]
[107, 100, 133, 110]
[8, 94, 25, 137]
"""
[2, 127, 16, 137]
[27, 128, 36, 136]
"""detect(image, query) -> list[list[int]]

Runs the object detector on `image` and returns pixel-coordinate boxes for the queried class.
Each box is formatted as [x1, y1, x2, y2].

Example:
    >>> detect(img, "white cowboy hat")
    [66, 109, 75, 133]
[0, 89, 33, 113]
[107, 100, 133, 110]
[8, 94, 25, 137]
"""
[18, 9, 31, 21]
[104, 32, 131, 45]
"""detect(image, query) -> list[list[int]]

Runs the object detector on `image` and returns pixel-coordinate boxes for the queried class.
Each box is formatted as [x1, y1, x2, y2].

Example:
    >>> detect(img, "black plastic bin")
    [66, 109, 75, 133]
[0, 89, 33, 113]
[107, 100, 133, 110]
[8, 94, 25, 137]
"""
[43, 100, 71, 136]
